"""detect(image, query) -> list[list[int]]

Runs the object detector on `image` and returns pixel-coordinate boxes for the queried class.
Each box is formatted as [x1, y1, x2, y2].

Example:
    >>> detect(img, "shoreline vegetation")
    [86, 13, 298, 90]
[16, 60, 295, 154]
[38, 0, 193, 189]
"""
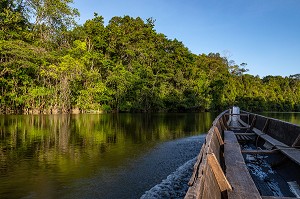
[1, 1, 300, 115]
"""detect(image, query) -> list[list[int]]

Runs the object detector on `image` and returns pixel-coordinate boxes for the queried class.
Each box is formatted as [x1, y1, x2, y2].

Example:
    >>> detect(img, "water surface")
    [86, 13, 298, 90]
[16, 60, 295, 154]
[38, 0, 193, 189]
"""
[258, 112, 300, 125]
[0, 113, 215, 199]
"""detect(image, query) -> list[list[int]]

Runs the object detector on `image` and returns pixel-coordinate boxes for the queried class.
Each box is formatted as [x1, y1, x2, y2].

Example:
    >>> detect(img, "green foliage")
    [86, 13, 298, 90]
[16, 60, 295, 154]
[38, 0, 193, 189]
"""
[26, 0, 79, 44]
[1, 3, 299, 113]
[0, 0, 31, 40]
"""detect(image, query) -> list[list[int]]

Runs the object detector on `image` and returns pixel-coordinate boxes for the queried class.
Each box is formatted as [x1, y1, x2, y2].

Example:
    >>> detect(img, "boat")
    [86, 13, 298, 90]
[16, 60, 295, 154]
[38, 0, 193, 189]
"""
[185, 107, 300, 199]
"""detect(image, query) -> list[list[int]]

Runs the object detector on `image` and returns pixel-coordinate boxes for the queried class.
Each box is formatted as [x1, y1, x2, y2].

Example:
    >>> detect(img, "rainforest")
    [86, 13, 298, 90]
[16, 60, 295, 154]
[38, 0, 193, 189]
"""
[1, 0, 300, 114]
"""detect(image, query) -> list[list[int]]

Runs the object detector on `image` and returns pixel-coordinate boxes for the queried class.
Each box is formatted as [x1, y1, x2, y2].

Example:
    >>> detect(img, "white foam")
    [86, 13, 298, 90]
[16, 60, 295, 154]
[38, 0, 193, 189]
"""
[140, 157, 196, 199]
[288, 181, 300, 198]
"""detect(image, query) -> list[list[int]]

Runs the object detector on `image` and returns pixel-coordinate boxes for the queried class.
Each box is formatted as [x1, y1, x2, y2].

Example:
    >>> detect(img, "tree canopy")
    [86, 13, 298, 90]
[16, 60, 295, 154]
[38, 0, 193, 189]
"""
[1, 0, 299, 114]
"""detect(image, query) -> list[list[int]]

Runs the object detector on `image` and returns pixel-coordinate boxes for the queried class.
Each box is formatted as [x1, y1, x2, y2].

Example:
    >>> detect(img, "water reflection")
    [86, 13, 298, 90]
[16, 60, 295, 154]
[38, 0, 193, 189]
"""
[0, 113, 215, 198]
[258, 112, 300, 125]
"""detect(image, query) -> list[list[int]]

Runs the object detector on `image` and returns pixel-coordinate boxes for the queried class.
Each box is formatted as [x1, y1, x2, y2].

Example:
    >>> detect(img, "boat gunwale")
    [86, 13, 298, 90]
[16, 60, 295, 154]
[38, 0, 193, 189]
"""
[185, 107, 300, 199]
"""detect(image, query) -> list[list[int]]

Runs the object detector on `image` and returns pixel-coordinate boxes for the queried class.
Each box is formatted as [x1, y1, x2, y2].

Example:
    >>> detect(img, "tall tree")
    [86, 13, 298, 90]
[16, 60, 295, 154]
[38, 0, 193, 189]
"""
[0, 0, 30, 40]
[24, 0, 79, 45]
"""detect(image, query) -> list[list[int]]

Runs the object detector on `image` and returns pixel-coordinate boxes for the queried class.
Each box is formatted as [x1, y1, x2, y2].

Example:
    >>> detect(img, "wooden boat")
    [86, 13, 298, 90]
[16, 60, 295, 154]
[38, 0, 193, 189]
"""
[185, 107, 300, 199]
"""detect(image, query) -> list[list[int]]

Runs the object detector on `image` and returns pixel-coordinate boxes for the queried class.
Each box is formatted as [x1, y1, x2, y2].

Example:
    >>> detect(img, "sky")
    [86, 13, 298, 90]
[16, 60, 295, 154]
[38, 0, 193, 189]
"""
[73, 0, 300, 78]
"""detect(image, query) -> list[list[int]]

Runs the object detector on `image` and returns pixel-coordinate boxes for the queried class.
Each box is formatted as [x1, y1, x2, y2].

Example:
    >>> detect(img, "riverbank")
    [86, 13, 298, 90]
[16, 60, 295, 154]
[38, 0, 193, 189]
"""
[0, 107, 209, 115]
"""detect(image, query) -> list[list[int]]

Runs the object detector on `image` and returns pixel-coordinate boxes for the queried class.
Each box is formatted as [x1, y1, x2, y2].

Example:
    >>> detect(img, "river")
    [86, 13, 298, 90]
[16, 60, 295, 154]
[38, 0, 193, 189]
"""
[0, 113, 215, 199]
[258, 112, 300, 125]
[0, 112, 299, 199]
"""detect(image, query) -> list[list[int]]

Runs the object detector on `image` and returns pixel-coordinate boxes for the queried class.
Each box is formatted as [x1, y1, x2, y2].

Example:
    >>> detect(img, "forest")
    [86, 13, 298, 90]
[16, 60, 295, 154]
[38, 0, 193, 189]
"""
[1, 0, 300, 114]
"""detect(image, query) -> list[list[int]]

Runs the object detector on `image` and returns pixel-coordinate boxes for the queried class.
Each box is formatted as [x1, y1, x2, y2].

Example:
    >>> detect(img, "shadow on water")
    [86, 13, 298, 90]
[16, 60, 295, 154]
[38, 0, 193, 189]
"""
[0, 112, 216, 199]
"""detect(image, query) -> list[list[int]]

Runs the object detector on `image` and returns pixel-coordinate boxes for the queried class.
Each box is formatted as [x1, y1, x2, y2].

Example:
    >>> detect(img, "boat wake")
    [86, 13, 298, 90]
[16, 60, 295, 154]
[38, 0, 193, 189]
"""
[61, 135, 204, 199]
[140, 157, 196, 199]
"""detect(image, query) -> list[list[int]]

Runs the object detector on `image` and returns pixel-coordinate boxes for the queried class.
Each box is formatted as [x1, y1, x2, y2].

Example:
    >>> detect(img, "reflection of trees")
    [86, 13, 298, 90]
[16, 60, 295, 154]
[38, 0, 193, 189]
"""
[259, 112, 300, 126]
[0, 113, 215, 177]
[58, 115, 70, 153]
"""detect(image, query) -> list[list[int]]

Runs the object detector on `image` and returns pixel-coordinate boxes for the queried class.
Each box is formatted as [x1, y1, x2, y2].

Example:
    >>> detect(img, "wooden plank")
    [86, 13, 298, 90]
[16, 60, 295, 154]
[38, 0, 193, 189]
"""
[228, 126, 250, 129]
[227, 116, 232, 126]
[243, 135, 252, 141]
[267, 119, 300, 146]
[277, 147, 300, 165]
[244, 135, 250, 140]
[185, 177, 203, 199]
[241, 149, 277, 154]
[238, 118, 250, 128]
[225, 113, 249, 116]
[201, 162, 222, 199]
[188, 144, 205, 186]
[224, 130, 239, 143]
[186, 172, 206, 199]
[262, 118, 269, 133]
[222, 115, 229, 129]
[224, 130, 262, 199]
[260, 134, 288, 147]
[193, 151, 209, 199]
[253, 127, 300, 165]
[235, 133, 256, 136]
[252, 127, 265, 136]
[214, 126, 224, 146]
[220, 118, 227, 130]
[250, 115, 257, 129]
[253, 127, 286, 147]
[209, 132, 222, 162]
[207, 153, 232, 192]
[185, 140, 210, 199]
[292, 134, 300, 147]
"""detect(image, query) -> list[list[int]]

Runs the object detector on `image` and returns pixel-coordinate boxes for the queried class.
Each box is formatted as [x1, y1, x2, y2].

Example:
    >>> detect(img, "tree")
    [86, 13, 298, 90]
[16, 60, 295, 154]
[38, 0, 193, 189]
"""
[40, 41, 85, 112]
[1, 5, 300, 113]
[24, 0, 79, 44]
[0, 40, 45, 112]
[0, 0, 31, 40]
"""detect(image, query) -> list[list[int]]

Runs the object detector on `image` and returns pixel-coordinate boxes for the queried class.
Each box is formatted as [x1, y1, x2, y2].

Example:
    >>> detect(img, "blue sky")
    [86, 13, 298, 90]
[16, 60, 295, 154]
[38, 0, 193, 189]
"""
[73, 0, 300, 78]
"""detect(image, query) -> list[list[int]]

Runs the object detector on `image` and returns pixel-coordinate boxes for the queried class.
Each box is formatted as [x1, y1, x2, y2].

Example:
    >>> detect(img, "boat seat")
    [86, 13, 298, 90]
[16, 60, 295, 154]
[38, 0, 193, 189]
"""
[252, 127, 289, 147]
[224, 130, 262, 199]
[252, 128, 300, 165]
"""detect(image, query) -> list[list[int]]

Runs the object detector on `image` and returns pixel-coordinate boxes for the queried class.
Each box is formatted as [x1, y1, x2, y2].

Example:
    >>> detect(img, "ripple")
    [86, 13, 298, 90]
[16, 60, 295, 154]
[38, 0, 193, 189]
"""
[140, 157, 197, 199]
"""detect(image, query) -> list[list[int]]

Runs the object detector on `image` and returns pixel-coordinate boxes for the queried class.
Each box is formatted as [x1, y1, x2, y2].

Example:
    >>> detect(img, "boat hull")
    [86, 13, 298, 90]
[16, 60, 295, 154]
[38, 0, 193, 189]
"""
[185, 107, 300, 199]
